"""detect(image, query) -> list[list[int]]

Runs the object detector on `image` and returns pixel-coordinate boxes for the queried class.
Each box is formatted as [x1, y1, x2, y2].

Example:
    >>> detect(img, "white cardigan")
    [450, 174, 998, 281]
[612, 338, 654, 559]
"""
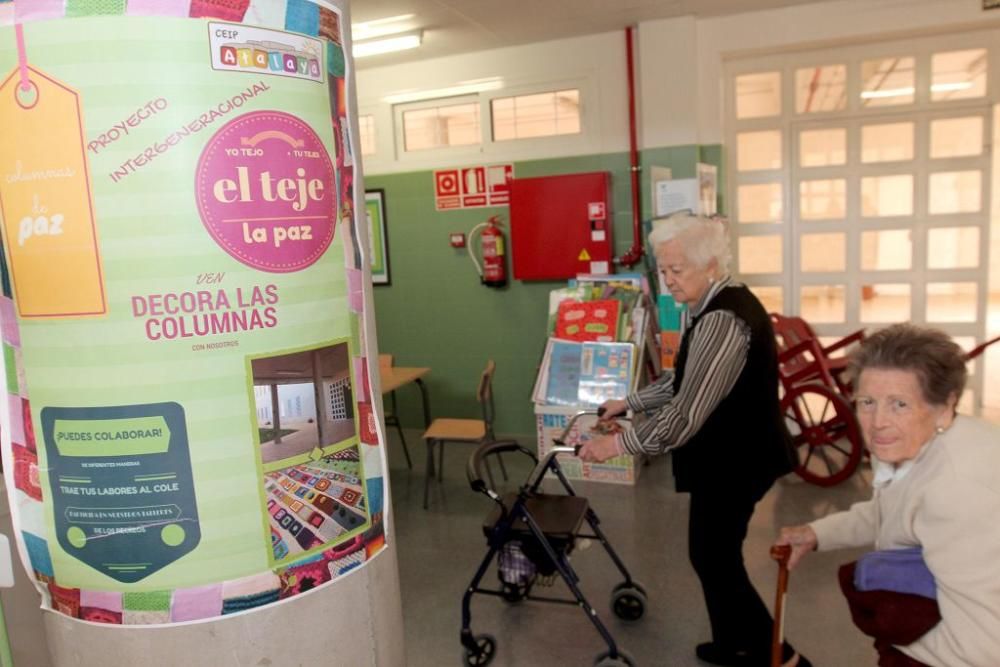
[810, 415, 1000, 667]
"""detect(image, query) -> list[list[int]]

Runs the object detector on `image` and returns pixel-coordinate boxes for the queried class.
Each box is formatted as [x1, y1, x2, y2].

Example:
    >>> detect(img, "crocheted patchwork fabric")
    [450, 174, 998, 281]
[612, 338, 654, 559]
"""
[22, 531, 53, 578]
[123, 590, 171, 625]
[126, 0, 191, 16]
[188, 0, 249, 21]
[318, 6, 340, 44]
[123, 590, 171, 612]
[170, 584, 223, 622]
[284, 0, 318, 36]
[65, 0, 126, 16]
[12, 444, 42, 501]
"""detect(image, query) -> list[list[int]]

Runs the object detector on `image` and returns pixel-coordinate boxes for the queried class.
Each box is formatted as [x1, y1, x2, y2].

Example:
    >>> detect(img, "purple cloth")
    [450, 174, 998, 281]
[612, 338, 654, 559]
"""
[854, 547, 936, 600]
[15, 0, 64, 21]
[80, 590, 123, 612]
[1, 298, 20, 346]
[171, 584, 222, 622]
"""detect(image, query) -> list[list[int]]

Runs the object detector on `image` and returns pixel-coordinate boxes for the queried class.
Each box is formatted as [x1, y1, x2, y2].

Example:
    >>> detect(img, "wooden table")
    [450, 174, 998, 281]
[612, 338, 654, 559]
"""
[379, 366, 431, 428]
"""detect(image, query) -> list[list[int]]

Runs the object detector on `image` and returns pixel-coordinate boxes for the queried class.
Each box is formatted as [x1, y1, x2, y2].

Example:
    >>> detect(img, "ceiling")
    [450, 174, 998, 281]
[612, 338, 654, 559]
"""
[349, 0, 839, 69]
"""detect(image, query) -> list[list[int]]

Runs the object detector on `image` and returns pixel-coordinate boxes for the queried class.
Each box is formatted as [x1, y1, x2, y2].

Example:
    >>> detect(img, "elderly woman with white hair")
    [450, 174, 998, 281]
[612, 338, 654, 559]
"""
[579, 213, 806, 667]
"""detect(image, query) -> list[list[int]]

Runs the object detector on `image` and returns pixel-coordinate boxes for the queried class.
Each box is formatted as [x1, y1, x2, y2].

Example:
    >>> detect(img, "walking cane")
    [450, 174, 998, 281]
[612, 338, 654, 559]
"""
[770, 545, 792, 667]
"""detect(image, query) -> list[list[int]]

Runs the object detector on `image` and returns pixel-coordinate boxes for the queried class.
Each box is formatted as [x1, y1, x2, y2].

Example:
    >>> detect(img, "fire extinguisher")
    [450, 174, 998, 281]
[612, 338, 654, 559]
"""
[469, 215, 507, 288]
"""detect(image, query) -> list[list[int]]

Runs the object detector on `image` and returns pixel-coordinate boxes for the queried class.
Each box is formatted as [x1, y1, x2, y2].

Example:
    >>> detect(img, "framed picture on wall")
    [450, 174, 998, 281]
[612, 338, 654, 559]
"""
[364, 189, 391, 285]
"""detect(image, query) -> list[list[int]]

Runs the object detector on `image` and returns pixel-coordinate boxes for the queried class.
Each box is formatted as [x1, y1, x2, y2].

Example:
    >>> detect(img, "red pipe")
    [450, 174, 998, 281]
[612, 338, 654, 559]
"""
[618, 25, 644, 268]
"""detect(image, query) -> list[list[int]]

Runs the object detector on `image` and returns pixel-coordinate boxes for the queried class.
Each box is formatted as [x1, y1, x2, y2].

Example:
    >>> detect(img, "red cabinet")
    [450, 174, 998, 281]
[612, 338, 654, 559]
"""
[509, 172, 613, 280]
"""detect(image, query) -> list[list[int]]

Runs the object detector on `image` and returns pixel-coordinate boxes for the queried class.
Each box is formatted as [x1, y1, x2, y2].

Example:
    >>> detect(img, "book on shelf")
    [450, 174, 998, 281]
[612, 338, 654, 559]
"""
[535, 338, 636, 407]
[554, 299, 620, 342]
[547, 286, 586, 336]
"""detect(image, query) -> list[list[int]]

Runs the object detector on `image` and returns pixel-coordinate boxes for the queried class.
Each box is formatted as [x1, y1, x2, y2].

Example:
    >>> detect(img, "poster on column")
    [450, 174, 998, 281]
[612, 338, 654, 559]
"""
[0, 0, 389, 626]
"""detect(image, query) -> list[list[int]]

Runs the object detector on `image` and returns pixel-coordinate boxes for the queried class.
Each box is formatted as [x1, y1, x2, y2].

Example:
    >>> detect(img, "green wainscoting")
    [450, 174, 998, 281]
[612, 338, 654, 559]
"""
[367, 144, 723, 438]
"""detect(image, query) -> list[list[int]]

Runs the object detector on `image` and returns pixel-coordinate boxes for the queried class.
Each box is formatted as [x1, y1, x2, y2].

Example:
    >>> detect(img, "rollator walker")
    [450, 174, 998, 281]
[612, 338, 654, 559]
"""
[460, 411, 647, 667]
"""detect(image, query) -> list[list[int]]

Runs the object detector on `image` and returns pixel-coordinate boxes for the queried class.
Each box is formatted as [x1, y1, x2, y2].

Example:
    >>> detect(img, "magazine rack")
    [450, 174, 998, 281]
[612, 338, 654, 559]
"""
[531, 275, 656, 485]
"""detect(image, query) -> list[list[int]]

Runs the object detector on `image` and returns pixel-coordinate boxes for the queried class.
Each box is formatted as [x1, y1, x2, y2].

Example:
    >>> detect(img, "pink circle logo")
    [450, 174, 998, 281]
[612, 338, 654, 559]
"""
[196, 111, 336, 273]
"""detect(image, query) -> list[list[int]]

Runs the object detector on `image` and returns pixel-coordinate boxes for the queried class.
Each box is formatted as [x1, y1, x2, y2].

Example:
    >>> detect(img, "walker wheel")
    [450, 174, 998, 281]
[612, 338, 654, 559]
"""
[463, 634, 497, 667]
[612, 580, 647, 597]
[594, 648, 636, 666]
[501, 580, 530, 603]
[611, 587, 646, 621]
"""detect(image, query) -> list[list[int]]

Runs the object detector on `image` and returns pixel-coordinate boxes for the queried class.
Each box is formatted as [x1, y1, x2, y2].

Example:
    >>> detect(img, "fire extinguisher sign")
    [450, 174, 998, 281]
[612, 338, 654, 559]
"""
[434, 164, 513, 211]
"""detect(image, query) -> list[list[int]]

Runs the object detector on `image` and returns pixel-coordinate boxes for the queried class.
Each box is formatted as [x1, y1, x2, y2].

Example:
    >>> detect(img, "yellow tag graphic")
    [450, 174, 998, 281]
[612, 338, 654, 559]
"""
[578, 248, 591, 261]
[0, 66, 106, 318]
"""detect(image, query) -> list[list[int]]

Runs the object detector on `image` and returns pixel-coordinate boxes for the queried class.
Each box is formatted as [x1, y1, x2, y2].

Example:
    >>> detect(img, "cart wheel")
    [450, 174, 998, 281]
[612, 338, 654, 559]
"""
[594, 648, 636, 666]
[463, 634, 497, 667]
[501, 580, 530, 603]
[612, 580, 648, 598]
[782, 384, 863, 487]
[611, 586, 646, 621]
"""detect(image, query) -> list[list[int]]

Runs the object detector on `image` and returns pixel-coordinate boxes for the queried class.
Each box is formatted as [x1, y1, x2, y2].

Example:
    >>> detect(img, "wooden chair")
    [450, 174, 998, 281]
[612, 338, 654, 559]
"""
[421, 360, 508, 509]
[379, 354, 412, 469]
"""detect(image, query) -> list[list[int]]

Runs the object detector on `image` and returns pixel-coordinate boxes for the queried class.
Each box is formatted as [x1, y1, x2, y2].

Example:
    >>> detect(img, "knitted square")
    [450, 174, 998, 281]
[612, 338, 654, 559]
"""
[65, 0, 126, 16]
[189, 0, 249, 21]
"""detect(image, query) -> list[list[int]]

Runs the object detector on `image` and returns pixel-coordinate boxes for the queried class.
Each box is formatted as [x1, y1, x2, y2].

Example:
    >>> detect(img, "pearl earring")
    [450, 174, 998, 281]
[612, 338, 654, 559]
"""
[935, 425, 945, 434]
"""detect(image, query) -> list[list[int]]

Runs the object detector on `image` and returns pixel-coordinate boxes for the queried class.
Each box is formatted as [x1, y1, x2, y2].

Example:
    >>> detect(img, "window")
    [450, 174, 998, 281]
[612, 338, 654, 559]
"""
[358, 115, 376, 156]
[860, 57, 915, 107]
[799, 179, 846, 220]
[795, 65, 846, 113]
[931, 49, 987, 101]
[738, 235, 782, 273]
[735, 72, 781, 119]
[401, 99, 480, 151]
[861, 175, 914, 217]
[800, 233, 846, 272]
[326, 378, 350, 421]
[737, 183, 783, 223]
[930, 116, 983, 158]
[799, 128, 846, 167]
[861, 230, 912, 271]
[861, 122, 914, 163]
[491, 89, 580, 141]
[737, 131, 782, 171]
[928, 170, 982, 214]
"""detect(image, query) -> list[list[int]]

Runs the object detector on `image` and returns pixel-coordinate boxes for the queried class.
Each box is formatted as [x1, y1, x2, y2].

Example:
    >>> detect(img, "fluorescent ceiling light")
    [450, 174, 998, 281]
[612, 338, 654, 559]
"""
[353, 31, 422, 59]
[383, 78, 505, 104]
[860, 81, 973, 99]
[353, 14, 416, 41]
[931, 81, 974, 93]
[860, 86, 914, 99]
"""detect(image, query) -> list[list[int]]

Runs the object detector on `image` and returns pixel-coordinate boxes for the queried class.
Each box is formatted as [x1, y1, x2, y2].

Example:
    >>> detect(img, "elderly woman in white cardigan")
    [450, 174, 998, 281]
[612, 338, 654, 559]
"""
[777, 324, 1000, 667]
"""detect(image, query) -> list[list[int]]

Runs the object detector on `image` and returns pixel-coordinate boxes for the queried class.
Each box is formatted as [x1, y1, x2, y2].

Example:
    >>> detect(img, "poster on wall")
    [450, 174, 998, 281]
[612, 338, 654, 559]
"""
[365, 189, 390, 285]
[434, 163, 514, 210]
[0, 0, 389, 626]
[696, 162, 718, 217]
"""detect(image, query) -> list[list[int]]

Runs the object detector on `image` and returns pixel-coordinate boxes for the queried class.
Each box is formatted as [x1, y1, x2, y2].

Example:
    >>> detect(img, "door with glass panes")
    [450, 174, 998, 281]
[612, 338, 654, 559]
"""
[728, 37, 994, 413]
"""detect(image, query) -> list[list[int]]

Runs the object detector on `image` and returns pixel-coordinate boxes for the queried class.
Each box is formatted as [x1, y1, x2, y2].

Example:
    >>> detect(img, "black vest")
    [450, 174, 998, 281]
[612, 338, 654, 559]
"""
[670, 285, 794, 493]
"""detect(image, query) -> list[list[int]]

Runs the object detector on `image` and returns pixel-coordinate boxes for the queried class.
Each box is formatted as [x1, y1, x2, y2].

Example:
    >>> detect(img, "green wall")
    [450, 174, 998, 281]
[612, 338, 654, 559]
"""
[367, 144, 722, 437]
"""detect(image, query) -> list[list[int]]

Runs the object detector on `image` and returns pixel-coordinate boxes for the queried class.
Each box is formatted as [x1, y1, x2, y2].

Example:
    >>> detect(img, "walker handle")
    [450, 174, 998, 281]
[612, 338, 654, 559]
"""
[550, 439, 581, 456]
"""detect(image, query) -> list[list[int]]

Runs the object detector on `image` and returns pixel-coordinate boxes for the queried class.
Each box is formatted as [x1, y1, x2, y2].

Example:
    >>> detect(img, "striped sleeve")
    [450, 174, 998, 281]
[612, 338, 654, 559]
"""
[626, 368, 675, 412]
[620, 310, 750, 456]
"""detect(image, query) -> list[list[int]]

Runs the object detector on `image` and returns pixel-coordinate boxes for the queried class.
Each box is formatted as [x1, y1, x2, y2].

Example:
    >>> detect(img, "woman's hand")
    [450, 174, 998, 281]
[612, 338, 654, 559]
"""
[577, 434, 620, 463]
[775, 525, 818, 570]
[599, 399, 628, 421]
